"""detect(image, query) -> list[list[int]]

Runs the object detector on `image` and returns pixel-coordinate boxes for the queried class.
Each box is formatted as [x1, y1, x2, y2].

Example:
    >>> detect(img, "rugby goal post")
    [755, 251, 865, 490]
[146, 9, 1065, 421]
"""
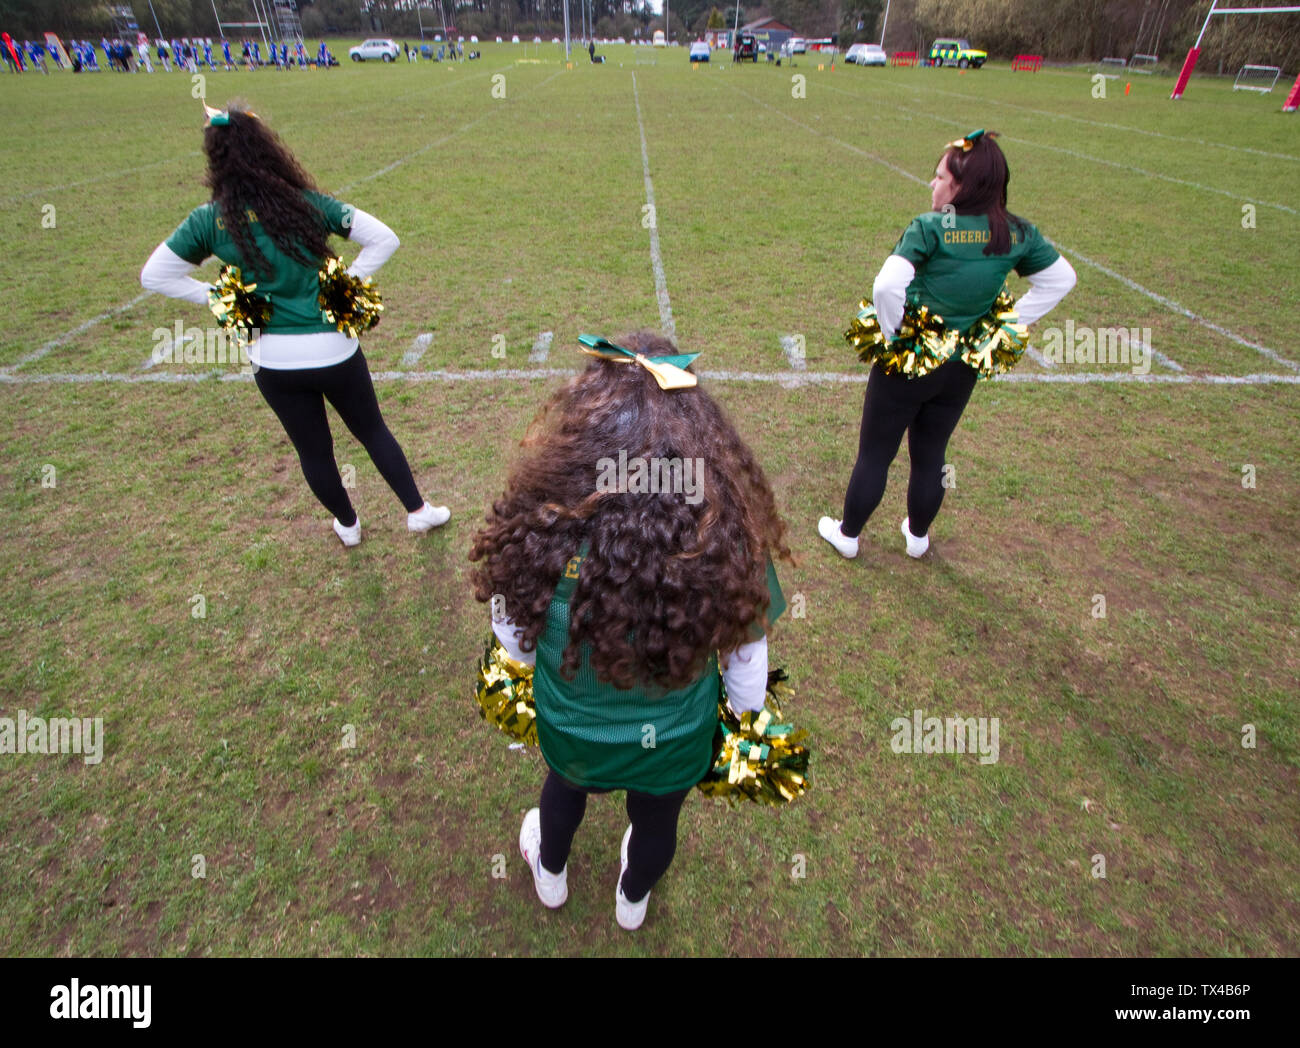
[1172, 2, 1300, 102]
[1234, 63, 1282, 90]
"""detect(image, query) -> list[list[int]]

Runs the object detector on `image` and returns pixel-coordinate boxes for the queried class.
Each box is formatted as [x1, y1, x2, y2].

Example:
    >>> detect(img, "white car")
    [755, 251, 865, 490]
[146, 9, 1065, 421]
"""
[689, 41, 710, 61]
[846, 43, 887, 66]
[349, 38, 399, 62]
[789, 37, 807, 54]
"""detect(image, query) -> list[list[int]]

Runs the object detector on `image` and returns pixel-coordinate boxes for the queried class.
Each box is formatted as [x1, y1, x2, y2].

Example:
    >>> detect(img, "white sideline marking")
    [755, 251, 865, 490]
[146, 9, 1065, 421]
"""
[1058, 246, 1299, 373]
[336, 67, 565, 194]
[3, 369, 1298, 387]
[0, 154, 201, 208]
[863, 75, 1300, 164]
[1002, 136, 1294, 215]
[719, 80, 1299, 373]
[529, 331, 554, 363]
[632, 72, 675, 338]
[820, 80, 1297, 214]
[402, 333, 434, 367]
[19, 69, 567, 373]
[780, 334, 807, 370]
[1, 292, 154, 373]
[1130, 332, 1183, 373]
[1026, 347, 1054, 368]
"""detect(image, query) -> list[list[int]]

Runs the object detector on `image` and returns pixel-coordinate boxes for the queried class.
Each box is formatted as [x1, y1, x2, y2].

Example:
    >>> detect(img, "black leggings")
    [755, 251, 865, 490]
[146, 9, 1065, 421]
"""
[539, 769, 691, 904]
[253, 349, 423, 526]
[841, 357, 978, 538]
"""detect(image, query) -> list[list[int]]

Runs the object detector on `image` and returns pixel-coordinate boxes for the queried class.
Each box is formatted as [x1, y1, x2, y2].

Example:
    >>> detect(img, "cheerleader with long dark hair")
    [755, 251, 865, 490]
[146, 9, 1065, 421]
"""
[141, 102, 449, 547]
[820, 130, 1077, 560]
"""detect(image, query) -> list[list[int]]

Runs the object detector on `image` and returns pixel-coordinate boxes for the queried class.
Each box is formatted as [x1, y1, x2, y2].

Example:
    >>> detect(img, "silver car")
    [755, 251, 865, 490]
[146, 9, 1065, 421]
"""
[349, 38, 400, 62]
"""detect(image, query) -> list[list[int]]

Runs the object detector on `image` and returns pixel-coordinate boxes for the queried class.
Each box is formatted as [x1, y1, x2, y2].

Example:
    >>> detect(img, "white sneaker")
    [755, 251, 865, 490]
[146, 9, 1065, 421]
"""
[615, 824, 649, 931]
[901, 517, 930, 558]
[818, 516, 859, 559]
[332, 517, 361, 547]
[519, 808, 567, 908]
[407, 502, 451, 532]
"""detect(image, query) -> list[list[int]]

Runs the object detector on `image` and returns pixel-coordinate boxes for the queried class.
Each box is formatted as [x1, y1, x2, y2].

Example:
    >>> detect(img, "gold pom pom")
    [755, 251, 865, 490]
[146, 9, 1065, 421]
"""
[845, 288, 1030, 380]
[318, 256, 383, 339]
[697, 669, 811, 807]
[208, 264, 271, 346]
[844, 300, 953, 378]
[959, 288, 1029, 379]
[475, 638, 538, 746]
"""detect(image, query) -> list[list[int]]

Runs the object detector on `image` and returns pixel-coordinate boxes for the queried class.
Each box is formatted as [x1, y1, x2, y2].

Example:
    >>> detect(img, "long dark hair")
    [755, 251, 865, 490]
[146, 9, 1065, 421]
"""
[470, 332, 793, 692]
[942, 132, 1025, 256]
[202, 102, 331, 277]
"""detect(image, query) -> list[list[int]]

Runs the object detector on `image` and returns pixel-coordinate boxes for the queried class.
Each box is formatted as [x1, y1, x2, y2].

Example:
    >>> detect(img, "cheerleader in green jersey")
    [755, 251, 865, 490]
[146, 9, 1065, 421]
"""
[470, 333, 792, 930]
[819, 130, 1077, 560]
[141, 102, 450, 548]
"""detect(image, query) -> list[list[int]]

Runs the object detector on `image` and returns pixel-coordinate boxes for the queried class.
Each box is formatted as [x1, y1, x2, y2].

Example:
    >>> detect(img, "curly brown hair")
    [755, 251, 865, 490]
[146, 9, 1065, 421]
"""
[470, 332, 792, 692]
[202, 101, 332, 277]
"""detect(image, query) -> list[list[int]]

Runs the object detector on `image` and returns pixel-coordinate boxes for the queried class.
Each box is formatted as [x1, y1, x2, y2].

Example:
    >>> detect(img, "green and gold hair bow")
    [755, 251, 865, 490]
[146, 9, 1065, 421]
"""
[946, 128, 986, 152]
[578, 334, 699, 390]
[203, 103, 256, 127]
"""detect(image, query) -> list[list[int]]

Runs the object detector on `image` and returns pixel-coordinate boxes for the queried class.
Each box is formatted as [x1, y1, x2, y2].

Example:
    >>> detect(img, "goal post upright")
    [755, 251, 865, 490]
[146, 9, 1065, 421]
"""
[1171, 2, 1300, 100]
[1285, 71, 1300, 110]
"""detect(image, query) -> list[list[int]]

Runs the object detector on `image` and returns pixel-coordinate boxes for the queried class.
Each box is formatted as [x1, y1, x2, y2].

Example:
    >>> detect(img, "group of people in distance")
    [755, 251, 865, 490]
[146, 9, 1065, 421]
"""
[1, 36, 335, 74]
[140, 103, 1075, 931]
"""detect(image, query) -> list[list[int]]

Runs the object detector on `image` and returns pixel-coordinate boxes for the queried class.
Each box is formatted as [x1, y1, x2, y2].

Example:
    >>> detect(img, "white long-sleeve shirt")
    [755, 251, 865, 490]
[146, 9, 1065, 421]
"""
[490, 617, 771, 714]
[872, 254, 1078, 340]
[140, 208, 399, 370]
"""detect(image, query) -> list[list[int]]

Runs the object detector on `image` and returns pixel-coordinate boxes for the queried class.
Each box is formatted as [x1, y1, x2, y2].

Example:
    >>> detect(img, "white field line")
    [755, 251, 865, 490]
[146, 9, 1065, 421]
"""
[718, 80, 1298, 373]
[780, 334, 807, 370]
[632, 72, 676, 338]
[1057, 245, 1299, 373]
[529, 331, 554, 363]
[863, 73, 1300, 164]
[336, 67, 565, 194]
[18, 69, 566, 373]
[402, 333, 434, 367]
[819, 80, 1296, 215]
[3, 368, 1298, 386]
[0, 154, 202, 208]
[1131, 332, 1184, 373]
[1, 63, 514, 207]
[1026, 347, 1054, 368]
[1, 292, 154, 373]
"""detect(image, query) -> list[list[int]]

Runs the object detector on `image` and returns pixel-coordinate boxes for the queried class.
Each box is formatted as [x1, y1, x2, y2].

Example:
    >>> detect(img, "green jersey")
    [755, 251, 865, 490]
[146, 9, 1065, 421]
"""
[891, 211, 1060, 334]
[164, 191, 355, 335]
[534, 555, 786, 795]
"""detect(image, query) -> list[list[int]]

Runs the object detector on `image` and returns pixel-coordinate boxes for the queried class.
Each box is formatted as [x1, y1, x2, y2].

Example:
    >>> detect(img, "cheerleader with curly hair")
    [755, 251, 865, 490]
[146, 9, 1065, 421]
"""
[470, 333, 791, 930]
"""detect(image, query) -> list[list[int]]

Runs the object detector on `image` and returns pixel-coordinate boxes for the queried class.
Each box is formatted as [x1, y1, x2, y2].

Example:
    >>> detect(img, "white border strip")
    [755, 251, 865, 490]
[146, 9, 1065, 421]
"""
[632, 72, 676, 338]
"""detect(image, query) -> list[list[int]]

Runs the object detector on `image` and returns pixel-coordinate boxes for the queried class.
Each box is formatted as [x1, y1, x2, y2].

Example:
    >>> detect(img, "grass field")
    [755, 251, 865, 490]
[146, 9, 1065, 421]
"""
[1, 44, 1297, 957]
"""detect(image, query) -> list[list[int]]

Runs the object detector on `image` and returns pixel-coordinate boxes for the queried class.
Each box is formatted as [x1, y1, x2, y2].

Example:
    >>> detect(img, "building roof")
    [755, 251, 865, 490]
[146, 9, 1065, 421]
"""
[741, 18, 795, 33]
